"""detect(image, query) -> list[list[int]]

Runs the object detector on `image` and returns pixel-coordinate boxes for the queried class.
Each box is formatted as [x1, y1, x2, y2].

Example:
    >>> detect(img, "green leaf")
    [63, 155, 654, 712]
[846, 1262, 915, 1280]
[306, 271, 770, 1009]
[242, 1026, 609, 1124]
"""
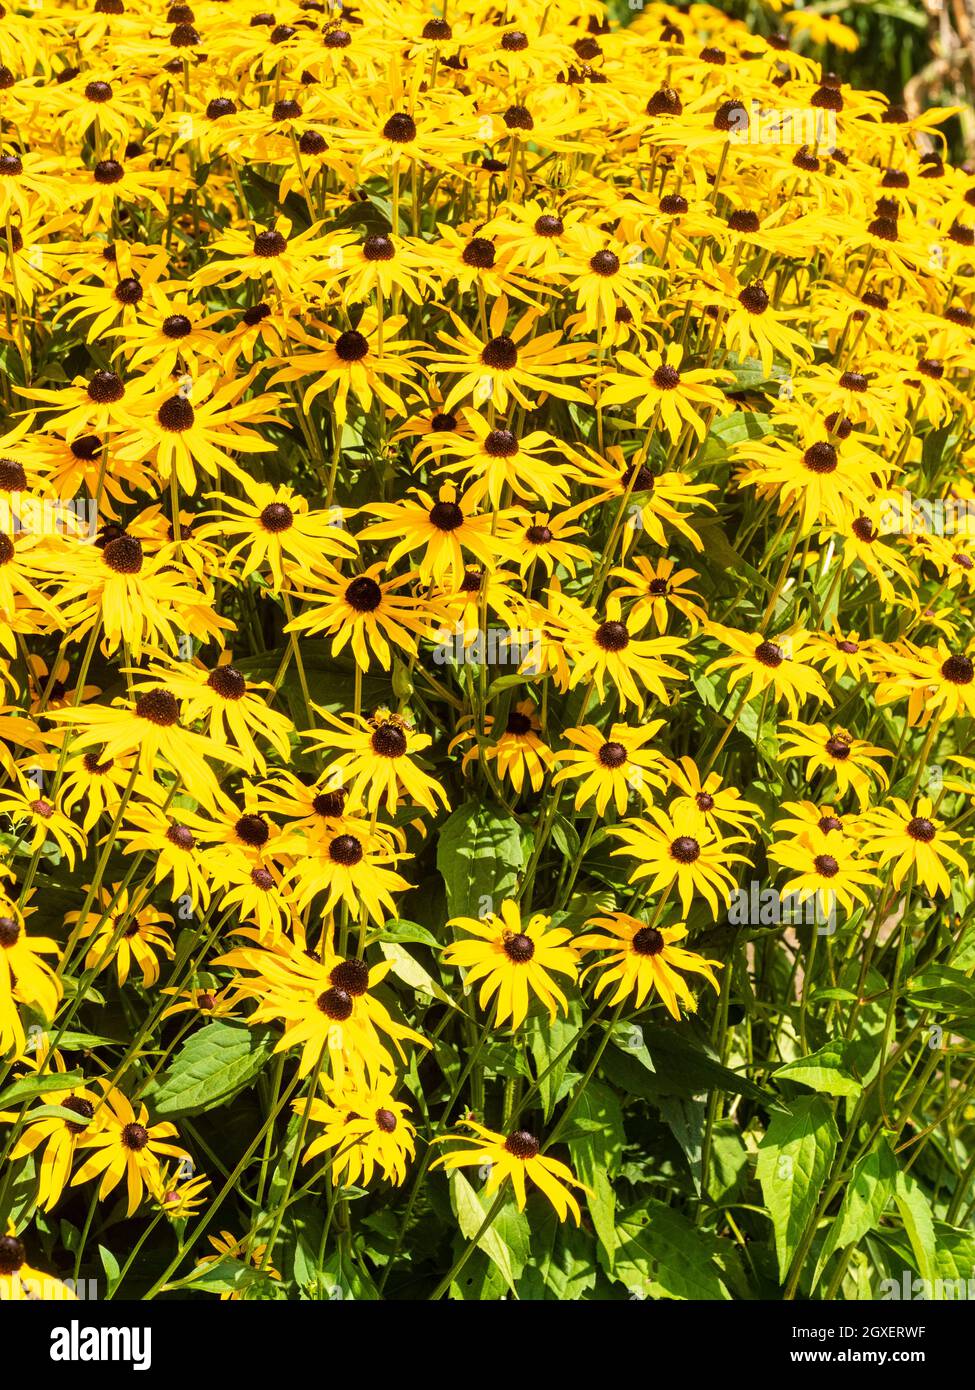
[756, 1095, 838, 1284]
[612, 1201, 731, 1300]
[173, 1257, 278, 1297]
[517, 1203, 597, 1300]
[604, 1020, 772, 1105]
[148, 1021, 275, 1118]
[437, 801, 524, 918]
[375, 919, 440, 949]
[566, 1080, 623, 1265]
[448, 1171, 517, 1294]
[98, 1245, 121, 1296]
[894, 1168, 937, 1287]
[378, 941, 459, 1011]
[0, 1071, 84, 1111]
[812, 1138, 897, 1290]
[528, 1003, 582, 1121]
[773, 1040, 863, 1098]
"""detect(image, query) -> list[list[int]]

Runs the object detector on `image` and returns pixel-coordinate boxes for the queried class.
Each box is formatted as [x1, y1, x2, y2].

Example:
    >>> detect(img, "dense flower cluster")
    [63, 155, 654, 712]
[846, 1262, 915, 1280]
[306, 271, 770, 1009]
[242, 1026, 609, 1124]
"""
[0, 0, 972, 1303]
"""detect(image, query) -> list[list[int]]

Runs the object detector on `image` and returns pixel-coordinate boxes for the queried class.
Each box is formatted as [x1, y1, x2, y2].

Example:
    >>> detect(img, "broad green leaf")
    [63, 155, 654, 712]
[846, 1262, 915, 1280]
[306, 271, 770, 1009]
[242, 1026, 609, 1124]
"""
[756, 1095, 838, 1283]
[0, 1071, 84, 1111]
[449, 1170, 517, 1294]
[528, 1002, 583, 1121]
[437, 801, 524, 918]
[148, 1021, 275, 1118]
[566, 1080, 623, 1265]
[894, 1168, 937, 1287]
[604, 1020, 772, 1105]
[773, 1040, 863, 1098]
[375, 919, 440, 949]
[517, 1204, 598, 1300]
[98, 1245, 121, 1296]
[812, 1138, 897, 1290]
[378, 941, 459, 1010]
[612, 1201, 731, 1300]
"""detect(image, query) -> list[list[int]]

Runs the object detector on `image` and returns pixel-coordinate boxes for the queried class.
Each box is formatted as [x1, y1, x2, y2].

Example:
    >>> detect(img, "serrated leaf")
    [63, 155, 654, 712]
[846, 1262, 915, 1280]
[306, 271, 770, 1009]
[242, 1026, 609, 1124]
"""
[0, 1071, 84, 1110]
[149, 1022, 274, 1118]
[437, 801, 524, 917]
[612, 1201, 731, 1300]
[812, 1138, 898, 1290]
[567, 1080, 623, 1265]
[449, 1170, 516, 1294]
[756, 1095, 838, 1284]
[773, 1040, 863, 1097]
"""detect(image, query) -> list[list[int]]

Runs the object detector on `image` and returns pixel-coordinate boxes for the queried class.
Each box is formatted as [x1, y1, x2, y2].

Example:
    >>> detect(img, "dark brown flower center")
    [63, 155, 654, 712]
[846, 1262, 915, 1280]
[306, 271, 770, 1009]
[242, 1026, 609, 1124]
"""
[93, 159, 124, 185]
[102, 534, 144, 574]
[162, 313, 192, 338]
[462, 237, 496, 269]
[375, 1107, 397, 1132]
[755, 640, 784, 668]
[907, 817, 936, 842]
[207, 664, 246, 699]
[429, 500, 464, 531]
[670, 835, 700, 863]
[0, 1235, 25, 1275]
[504, 1129, 539, 1159]
[503, 932, 535, 962]
[534, 214, 563, 237]
[382, 112, 416, 142]
[0, 916, 20, 947]
[632, 925, 664, 955]
[62, 1095, 95, 1134]
[122, 1122, 150, 1150]
[329, 834, 363, 866]
[330, 956, 369, 995]
[88, 370, 124, 403]
[260, 502, 293, 532]
[942, 654, 974, 684]
[804, 441, 838, 474]
[317, 986, 353, 1020]
[652, 364, 680, 390]
[595, 620, 629, 651]
[484, 428, 518, 457]
[345, 575, 382, 611]
[590, 249, 620, 276]
[235, 814, 269, 847]
[371, 722, 407, 757]
[598, 741, 627, 768]
[136, 689, 179, 726]
[253, 228, 287, 257]
[157, 395, 195, 432]
[481, 335, 518, 370]
[362, 233, 394, 261]
[335, 329, 369, 362]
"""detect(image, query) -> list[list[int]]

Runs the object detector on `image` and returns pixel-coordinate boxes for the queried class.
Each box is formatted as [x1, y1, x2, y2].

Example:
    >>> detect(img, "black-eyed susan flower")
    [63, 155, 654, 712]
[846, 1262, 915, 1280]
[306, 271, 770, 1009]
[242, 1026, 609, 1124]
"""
[611, 809, 750, 918]
[859, 798, 969, 897]
[1, 1079, 100, 1211]
[0, 907, 61, 1054]
[432, 1121, 587, 1223]
[442, 900, 578, 1030]
[706, 624, 832, 717]
[303, 707, 447, 815]
[779, 720, 891, 807]
[296, 1073, 416, 1187]
[552, 720, 668, 815]
[0, 1229, 77, 1301]
[576, 913, 721, 1017]
[72, 1084, 189, 1217]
